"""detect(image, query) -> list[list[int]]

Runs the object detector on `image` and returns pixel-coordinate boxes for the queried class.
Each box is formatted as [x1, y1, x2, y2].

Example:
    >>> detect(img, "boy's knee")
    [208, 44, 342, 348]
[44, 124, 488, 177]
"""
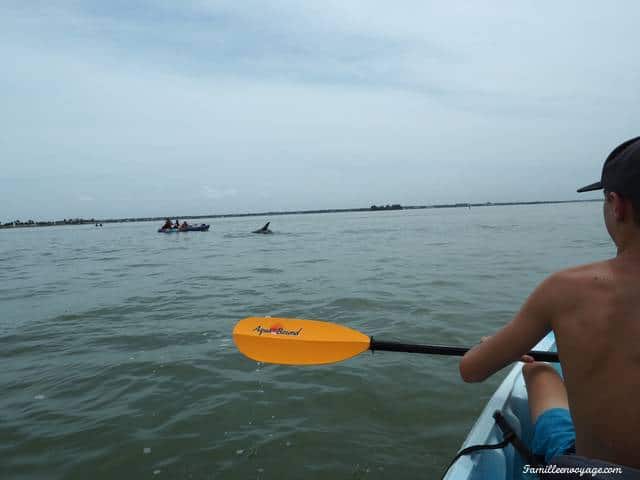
[522, 362, 569, 420]
[522, 361, 556, 381]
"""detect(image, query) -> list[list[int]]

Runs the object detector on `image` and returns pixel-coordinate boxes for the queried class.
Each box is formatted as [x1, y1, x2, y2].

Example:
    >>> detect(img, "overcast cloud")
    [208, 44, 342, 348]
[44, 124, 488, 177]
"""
[2, 1, 639, 221]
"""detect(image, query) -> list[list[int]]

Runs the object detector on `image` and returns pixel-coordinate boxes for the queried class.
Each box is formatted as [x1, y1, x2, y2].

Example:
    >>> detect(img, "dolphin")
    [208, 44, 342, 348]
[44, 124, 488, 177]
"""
[253, 222, 272, 234]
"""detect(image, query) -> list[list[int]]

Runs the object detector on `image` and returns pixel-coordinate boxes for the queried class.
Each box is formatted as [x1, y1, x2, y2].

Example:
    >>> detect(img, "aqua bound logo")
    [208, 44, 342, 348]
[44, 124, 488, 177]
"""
[254, 324, 303, 336]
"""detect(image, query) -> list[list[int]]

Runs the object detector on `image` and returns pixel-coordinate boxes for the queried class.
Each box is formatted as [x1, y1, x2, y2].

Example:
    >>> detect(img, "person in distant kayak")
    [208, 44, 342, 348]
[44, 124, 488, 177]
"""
[180, 221, 188, 231]
[460, 137, 640, 470]
[162, 218, 172, 230]
[174, 219, 180, 228]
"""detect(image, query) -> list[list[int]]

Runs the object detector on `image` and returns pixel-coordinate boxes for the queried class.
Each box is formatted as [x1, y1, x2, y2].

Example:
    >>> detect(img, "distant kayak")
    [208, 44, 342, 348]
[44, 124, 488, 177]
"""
[158, 224, 210, 233]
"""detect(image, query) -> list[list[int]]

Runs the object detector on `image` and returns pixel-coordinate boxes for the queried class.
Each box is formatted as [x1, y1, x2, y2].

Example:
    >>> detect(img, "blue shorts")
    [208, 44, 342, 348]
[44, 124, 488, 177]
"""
[531, 408, 576, 463]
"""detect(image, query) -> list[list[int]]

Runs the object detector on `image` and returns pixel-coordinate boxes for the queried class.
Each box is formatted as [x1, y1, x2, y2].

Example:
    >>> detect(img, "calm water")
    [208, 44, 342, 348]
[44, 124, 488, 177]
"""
[1, 203, 610, 479]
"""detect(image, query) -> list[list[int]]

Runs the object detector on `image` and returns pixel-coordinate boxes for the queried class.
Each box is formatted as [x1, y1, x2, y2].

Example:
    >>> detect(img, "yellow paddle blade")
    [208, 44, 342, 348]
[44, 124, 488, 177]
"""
[233, 317, 371, 365]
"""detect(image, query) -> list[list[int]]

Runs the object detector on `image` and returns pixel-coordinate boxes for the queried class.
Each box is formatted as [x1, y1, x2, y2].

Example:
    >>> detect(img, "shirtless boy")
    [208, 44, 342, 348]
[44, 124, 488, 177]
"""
[459, 136, 640, 468]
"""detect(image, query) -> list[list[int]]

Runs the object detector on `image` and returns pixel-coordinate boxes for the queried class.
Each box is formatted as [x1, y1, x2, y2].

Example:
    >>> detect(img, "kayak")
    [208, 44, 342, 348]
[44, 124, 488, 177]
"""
[443, 332, 557, 480]
[158, 224, 210, 233]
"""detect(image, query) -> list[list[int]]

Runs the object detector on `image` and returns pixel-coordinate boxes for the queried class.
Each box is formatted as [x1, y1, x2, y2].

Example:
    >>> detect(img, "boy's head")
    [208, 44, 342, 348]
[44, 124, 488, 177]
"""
[577, 136, 640, 196]
[578, 137, 640, 234]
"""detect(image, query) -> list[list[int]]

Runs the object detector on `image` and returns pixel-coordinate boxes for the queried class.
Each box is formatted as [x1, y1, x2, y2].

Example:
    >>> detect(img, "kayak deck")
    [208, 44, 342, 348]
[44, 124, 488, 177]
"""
[444, 333, 557, 479]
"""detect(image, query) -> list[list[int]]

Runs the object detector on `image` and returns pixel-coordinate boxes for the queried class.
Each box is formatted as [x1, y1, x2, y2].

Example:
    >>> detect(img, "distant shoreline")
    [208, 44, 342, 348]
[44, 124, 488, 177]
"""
[0, 198, 602, 230]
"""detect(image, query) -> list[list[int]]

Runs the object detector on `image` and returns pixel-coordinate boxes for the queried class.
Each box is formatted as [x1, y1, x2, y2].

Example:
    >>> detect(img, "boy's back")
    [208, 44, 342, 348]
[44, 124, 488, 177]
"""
[553, 258, 640, 467]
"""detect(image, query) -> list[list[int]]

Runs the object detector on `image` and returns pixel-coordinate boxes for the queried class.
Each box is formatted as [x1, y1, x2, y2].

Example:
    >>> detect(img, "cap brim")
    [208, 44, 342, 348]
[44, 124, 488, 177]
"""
[577, 181, 602, 193]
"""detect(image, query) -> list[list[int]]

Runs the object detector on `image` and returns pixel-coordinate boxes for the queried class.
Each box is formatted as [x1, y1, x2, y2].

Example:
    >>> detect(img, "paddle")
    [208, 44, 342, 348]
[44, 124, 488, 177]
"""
[233, 316, 560, 365]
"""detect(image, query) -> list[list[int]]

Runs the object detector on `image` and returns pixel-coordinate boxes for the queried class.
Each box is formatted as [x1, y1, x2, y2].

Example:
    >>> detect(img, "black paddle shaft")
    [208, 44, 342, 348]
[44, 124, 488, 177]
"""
[369, 339, 559, 363]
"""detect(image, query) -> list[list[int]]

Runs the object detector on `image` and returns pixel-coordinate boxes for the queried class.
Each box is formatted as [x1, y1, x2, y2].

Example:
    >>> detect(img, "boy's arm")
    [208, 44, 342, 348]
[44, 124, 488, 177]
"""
[459, 274, 559, 382]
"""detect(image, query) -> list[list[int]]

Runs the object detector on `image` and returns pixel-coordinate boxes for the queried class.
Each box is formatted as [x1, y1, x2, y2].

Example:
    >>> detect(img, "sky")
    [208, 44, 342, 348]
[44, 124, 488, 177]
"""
[2, 1, 639, 221]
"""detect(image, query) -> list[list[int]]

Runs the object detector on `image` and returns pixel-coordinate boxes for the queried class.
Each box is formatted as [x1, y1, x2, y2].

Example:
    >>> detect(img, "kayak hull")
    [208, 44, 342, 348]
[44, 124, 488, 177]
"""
[444, 333, 557, 480]
[158, 224, 210, 233]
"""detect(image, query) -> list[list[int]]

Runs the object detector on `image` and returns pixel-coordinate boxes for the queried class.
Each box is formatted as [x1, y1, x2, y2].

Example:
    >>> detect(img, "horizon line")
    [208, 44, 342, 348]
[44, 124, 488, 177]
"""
[1, 198, 602, 229]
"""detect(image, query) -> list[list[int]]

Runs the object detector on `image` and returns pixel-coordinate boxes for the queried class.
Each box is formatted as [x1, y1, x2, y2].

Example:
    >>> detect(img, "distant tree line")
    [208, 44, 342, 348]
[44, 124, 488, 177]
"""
[1, 218, 97, 228]
[370, 204, 403, 211]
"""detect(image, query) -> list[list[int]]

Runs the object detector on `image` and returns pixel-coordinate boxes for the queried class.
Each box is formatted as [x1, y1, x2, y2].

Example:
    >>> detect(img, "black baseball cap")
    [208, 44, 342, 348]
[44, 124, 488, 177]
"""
[577, 136, 640, 195]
